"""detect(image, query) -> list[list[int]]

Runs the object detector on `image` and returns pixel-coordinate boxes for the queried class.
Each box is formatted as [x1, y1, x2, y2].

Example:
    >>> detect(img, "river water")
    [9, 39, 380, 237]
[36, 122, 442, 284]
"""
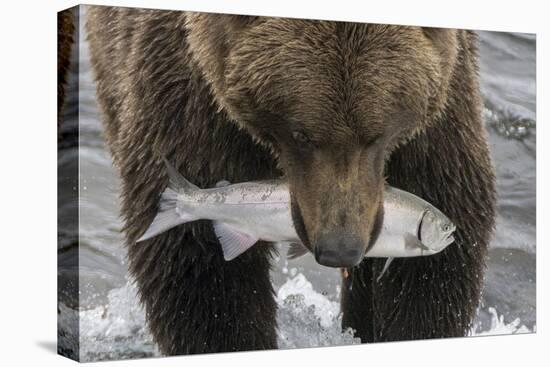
[57, 8, 536, 362]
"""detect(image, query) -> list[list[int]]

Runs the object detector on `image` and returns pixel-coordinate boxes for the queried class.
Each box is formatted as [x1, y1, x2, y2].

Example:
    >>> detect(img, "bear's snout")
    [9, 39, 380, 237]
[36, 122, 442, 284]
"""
[287, 147, 385, 268]
[314, 230, 364, 267]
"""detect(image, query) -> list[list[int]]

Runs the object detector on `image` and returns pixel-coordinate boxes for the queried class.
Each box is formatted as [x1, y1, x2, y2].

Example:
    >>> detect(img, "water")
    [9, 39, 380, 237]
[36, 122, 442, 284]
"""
[57, 11, 536, 362]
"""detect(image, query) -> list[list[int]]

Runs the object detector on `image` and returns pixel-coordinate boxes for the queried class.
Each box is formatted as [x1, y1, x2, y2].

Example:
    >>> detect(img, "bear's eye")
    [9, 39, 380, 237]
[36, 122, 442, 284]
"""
[292, 131, 312, 145]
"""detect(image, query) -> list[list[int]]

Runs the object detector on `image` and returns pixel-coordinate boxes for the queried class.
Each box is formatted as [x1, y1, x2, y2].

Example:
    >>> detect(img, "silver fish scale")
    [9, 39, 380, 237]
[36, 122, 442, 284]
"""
[189, 181, 291, 205]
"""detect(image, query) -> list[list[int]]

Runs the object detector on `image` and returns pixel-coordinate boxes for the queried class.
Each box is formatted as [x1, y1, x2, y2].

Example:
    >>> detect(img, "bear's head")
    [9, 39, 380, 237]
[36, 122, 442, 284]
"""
[185, 14, 460, 267]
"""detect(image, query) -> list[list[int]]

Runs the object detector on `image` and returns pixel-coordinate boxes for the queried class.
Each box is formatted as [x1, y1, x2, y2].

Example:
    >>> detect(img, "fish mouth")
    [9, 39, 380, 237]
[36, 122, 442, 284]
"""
[443, 233, 456, 247]
[424, 233, 455, 254]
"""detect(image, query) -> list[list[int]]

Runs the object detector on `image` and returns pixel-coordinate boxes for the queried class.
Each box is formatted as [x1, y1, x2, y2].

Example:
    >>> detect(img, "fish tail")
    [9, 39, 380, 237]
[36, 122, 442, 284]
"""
[137, 187, 184, 242]
[137, 158, 199, 242]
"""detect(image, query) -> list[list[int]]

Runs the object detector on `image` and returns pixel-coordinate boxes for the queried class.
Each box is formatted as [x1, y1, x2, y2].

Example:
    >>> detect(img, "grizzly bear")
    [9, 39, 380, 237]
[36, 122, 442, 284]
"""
[86, 6, 496, 354]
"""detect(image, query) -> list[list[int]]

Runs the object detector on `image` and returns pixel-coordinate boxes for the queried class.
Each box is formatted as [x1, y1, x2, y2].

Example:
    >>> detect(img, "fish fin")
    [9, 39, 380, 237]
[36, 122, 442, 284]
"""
[404, 233, 430, 251]
[137, 187, 194, 242]
[376, 257, 394, 282]
[215, 180, 231, 188]
[162, 157, 199, 193]
[287, 243, 309, 260]
[213, 222, 259, 261]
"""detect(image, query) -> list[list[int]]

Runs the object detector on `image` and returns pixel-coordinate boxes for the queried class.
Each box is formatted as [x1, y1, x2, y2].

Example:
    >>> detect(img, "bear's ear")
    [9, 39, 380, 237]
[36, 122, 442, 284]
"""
[224, 14, 262, 29]
[421, 27, 459, 74]
[419, 27, 460, 121]
[422, 27, 447, 41]
[185, 13, 260, 30]
[421, 27, 458, 53]
[185, 13, 261, 111]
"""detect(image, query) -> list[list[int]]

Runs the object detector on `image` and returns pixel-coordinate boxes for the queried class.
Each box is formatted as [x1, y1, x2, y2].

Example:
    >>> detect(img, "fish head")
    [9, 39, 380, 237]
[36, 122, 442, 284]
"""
[418, 208, 456, 252]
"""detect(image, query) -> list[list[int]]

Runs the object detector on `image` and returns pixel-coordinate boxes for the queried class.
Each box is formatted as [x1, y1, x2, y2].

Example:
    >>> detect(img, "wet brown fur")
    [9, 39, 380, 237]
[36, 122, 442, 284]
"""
[86, 5, 496, 353]
[58, 9, 74, 126]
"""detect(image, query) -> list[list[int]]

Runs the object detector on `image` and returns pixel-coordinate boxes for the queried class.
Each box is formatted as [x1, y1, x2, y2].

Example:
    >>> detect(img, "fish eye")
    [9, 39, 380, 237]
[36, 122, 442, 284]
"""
[442, 224, 451, 232]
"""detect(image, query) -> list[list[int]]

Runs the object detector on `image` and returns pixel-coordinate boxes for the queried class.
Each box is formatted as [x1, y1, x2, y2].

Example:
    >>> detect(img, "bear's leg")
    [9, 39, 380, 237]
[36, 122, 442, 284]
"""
[341, 75, 495, 341]
[341, 236, 486, 342]
[86, 6, 283, 354]
[129, 227, 278, 355]
[340, 260, 378, 342]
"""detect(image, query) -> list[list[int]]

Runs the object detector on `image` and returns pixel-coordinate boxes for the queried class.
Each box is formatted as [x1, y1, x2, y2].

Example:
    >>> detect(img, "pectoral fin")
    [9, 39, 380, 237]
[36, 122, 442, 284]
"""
[287, 243, 309, 260]
[213, 222, 259, 261]
[404, 233, 430, 251]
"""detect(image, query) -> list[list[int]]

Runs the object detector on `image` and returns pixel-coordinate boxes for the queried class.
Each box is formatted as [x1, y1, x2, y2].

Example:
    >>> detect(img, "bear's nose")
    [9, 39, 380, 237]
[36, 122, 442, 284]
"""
[314, 231, 365, 268]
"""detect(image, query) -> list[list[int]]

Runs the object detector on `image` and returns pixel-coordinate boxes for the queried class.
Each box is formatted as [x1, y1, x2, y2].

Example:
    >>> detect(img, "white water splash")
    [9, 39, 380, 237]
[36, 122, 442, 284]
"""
[58, 273, 534, 361]
[278, 273, 340, 329]
[78, 282, 160, 362]
[276, 274, 360, 348]
[470, 307, 533, 336]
